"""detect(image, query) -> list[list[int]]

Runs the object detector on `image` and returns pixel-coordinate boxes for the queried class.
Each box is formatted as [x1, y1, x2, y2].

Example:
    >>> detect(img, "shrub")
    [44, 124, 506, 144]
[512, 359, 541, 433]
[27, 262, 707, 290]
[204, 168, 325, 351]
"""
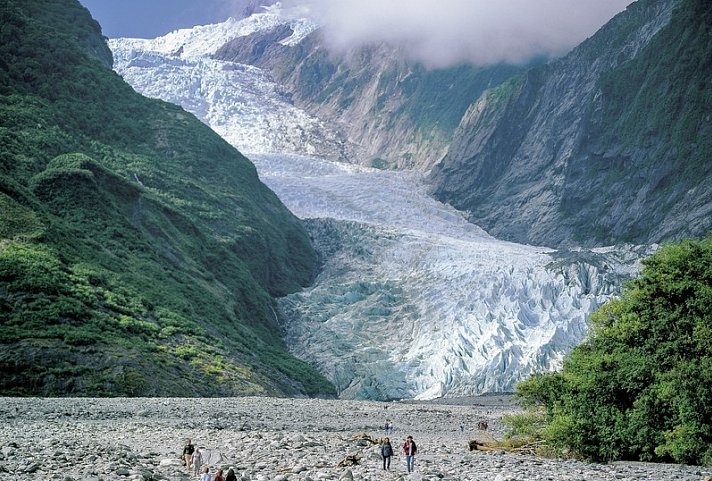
[516, 234, 712, 465]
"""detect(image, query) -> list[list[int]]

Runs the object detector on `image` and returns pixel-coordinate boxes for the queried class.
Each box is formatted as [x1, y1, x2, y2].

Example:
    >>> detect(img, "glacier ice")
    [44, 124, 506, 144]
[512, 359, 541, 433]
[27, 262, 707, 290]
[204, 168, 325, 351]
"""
[252, 153, 650, 400]
[108, 11, 652, 400]
[109, 8, 345, 160]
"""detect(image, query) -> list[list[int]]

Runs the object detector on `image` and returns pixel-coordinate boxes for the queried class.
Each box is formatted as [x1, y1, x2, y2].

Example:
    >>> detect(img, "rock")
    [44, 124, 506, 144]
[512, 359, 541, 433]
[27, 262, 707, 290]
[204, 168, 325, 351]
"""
[0, 397, 708, 481]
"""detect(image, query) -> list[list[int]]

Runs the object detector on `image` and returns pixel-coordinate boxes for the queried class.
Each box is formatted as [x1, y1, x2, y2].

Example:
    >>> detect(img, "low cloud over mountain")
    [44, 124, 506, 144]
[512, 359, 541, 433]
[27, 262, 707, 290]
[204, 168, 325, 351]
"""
[282, 0, 630, 67]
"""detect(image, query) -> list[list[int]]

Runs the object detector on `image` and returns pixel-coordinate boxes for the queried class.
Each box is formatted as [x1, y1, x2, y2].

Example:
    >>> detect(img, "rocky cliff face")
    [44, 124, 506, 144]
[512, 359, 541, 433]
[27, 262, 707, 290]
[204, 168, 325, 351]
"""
[429, 0, 711, 247]
[215, 28, 525, 169]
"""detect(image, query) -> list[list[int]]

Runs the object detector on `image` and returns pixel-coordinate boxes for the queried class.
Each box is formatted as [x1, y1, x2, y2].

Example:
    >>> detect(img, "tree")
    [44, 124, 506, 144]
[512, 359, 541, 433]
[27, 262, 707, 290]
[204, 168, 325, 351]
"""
[516, 234, 712, 464]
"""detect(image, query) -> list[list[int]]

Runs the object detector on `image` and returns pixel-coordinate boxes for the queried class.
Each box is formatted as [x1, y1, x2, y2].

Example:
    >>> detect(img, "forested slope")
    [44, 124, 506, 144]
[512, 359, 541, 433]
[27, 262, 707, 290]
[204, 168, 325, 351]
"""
[0, 0, 333, 396]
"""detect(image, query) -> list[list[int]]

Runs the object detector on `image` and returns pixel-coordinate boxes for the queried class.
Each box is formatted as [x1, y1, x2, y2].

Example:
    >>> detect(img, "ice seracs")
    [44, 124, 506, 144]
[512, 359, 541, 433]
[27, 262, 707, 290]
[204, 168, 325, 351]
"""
[108, 10, 651, 400]
[252, 153, 649, 400]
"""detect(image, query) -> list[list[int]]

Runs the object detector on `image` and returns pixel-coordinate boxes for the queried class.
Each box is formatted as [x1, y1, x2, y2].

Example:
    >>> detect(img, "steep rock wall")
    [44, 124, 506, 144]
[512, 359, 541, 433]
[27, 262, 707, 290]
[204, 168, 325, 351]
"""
[215, 30, 525, 169]
[429, 0, 711, 247]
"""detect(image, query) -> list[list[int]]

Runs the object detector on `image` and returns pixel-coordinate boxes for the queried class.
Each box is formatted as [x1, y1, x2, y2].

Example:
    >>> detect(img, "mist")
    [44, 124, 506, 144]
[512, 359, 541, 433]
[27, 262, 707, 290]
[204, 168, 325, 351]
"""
[279, 0, 631, 68]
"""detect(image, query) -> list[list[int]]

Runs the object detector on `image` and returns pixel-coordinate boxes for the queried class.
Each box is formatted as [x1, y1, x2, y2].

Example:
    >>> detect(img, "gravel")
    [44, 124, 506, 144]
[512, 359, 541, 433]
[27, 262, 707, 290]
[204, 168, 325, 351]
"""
[0, 396, 709, 481]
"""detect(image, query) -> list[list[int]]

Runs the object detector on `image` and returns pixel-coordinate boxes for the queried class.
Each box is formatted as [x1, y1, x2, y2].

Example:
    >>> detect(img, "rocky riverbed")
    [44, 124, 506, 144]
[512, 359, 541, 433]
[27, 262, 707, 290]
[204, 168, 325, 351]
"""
[1, 396, 709, 481]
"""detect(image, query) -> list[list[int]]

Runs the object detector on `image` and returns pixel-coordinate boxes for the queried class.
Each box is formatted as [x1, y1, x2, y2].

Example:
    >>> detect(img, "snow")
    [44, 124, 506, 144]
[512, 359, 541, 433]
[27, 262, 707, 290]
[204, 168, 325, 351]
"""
[109, 6, 341, 159]
[110, 47, 345, 157]
[112, 5, 317, 59]
[107, 12, 650, 400]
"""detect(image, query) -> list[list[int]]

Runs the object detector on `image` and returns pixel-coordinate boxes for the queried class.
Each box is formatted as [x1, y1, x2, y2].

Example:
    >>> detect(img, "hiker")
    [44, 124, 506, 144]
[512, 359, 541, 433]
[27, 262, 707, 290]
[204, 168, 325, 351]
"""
[381, 437, 394, 470]
[460, 421, 465, 432]
[402, 435, 417, 473]
[191, 447, 204, 476]
[214, 469, 225, 481]
[182, 438, 195, 471]
[200, 465, 212, 481]
[225, 468, 238, 481]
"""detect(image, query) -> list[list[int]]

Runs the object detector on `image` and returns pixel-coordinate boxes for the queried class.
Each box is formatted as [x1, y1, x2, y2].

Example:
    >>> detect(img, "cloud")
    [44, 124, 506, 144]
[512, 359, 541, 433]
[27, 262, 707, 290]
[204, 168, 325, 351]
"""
[280, 0, 631, 68]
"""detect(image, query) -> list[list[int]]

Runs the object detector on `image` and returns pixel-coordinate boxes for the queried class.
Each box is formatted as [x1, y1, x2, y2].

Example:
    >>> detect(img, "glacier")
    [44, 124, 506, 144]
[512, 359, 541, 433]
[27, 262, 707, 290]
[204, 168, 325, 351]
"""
[109, 7, 651, 400]
[252, 154, 649, 399]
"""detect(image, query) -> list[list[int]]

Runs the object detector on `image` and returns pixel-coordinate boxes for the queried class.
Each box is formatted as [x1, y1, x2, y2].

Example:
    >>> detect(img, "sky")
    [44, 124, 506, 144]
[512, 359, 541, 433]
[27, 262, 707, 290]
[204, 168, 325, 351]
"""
[79, 0, 631, 67]
[78, 0, 256, 39]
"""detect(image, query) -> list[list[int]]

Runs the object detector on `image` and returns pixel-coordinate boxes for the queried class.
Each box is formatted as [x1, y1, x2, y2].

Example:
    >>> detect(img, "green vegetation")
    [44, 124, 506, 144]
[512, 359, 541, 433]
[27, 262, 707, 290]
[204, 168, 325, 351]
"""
[394, 63, 525, 134]
[0, 0, 335, 397]
[599, 0, 711, 165]
[589, 0, 712, 242]
[512, 235, 712, 465]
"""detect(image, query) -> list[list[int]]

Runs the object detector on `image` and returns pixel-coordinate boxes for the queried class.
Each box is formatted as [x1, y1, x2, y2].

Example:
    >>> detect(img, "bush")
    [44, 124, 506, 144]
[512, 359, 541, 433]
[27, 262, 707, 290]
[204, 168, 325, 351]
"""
[0, 242, 69, 294]
[516, 235, 712, 465]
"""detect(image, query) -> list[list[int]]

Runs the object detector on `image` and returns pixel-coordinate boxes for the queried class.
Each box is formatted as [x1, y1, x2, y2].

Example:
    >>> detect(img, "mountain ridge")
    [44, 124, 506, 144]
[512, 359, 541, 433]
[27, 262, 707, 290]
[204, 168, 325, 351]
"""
[212, 16, 528, 169]
[428, 0, 711, 247]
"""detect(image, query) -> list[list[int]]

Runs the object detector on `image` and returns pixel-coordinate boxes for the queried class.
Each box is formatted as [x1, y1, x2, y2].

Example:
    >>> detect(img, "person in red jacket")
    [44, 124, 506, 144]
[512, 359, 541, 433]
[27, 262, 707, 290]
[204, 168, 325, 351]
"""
[402, 435, 417, 472]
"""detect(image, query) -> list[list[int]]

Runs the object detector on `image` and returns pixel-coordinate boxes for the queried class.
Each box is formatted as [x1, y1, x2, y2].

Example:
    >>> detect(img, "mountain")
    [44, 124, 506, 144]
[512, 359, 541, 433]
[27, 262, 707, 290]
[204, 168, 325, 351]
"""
[108, 13, 656, 399]
[0, 0, 334, 397]
[108, 12, 350, 161]
[211, 8, 529, 169]
[428, 0, 712, 248]
[112, 5, 528, 170]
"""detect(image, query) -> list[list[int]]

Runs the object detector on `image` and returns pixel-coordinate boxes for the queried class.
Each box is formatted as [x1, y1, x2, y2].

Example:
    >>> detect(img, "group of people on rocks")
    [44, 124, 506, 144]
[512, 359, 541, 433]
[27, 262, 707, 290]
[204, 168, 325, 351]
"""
[184, 435, 418, 477]
[182, 438, 237, 481]
[380, 435, 417, 472]
[184, 417, 484, 478]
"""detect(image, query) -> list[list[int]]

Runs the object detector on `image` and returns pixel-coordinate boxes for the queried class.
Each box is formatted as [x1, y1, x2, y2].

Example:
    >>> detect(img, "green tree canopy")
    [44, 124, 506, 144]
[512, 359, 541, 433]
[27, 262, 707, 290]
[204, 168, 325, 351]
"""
[517, 234, 712, 465]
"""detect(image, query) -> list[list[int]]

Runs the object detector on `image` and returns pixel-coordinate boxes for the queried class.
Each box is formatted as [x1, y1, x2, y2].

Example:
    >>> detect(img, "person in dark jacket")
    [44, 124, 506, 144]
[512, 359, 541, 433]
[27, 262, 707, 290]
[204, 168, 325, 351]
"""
[182, 438, 194, 472]
[380, 437, 394, 470]
[402, 435, 417, 472]
[225, 468, 237, 481]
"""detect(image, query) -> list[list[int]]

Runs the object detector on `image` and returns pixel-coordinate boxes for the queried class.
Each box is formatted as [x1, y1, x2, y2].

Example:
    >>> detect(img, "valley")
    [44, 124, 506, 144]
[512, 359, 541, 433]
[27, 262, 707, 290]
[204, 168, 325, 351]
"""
[110, 9, 652, 400]
[2, 0, 710, 471]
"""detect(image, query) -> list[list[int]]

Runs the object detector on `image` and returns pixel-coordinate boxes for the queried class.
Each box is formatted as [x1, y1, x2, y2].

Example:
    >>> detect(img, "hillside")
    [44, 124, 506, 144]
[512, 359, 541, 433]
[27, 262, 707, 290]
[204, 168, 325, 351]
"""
[429, 0, 711, 247]
[0, 0, 333, 397]
[214, 26, 527, 170]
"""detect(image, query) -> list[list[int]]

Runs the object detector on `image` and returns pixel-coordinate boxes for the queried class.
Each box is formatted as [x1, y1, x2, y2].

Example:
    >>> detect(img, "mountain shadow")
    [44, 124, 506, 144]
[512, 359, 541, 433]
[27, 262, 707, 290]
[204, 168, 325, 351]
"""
[429, 0, 711, 247]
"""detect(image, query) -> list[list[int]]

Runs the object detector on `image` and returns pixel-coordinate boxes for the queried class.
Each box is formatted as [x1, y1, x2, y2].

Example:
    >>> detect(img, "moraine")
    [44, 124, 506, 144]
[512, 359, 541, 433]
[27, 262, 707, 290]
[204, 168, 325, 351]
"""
[0, 397, 708, 481]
